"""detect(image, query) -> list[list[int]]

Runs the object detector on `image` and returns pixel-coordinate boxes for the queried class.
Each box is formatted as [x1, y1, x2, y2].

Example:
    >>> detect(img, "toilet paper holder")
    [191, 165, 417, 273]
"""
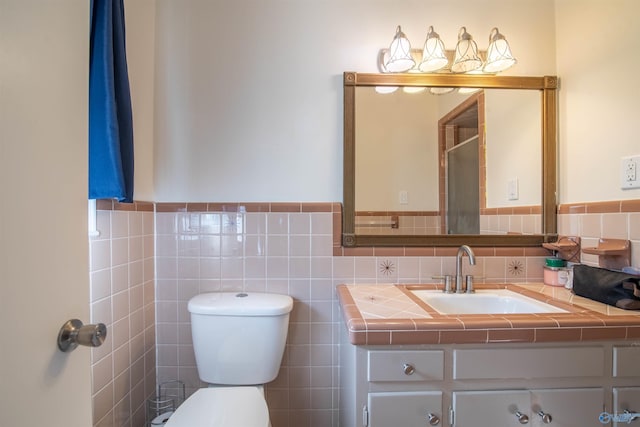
[57, 319, 107, 352]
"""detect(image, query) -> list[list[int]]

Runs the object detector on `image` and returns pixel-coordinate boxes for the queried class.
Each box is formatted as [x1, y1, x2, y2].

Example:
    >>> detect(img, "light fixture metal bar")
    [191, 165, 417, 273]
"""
[346, 71, 555, 91]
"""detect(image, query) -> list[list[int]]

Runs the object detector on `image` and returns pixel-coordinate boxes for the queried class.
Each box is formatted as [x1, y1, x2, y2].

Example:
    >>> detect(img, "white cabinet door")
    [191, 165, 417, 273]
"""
[368, 391, 442, 427]
[613, 387, 640, 427]
[452, 390, 531, 427]
[530, 388, 604, 427]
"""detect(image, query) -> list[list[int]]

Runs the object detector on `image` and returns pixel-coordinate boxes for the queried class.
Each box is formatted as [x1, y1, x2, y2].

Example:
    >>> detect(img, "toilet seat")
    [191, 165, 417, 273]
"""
[165, 386, 270, 427]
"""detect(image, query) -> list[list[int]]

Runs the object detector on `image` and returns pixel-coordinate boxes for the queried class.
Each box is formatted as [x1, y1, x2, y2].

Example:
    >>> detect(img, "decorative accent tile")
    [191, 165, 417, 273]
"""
[507, 258, 525, 277]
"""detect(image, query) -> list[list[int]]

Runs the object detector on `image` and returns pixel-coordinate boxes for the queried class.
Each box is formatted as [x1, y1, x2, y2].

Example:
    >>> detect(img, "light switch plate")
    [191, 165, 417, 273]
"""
[399, 190, 409, 205]
[507, 178, 519, 200]
[621, 155, 640, 189]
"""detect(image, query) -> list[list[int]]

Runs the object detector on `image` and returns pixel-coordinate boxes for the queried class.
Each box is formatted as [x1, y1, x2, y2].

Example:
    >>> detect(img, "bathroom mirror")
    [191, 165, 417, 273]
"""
[343, 72, 558, 247]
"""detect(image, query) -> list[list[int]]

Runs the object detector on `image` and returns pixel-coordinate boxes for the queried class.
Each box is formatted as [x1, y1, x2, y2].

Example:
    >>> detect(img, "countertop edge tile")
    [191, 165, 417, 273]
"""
[337, 283, 640, 345]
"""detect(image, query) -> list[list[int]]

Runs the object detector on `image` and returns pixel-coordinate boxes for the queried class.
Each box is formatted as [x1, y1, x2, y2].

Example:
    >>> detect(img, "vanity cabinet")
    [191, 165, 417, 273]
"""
[340, 340, 640, 427]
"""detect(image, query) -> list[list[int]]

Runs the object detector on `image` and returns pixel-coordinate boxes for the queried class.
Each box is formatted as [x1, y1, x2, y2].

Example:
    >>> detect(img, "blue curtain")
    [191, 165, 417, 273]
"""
[89, 0, 134, 202]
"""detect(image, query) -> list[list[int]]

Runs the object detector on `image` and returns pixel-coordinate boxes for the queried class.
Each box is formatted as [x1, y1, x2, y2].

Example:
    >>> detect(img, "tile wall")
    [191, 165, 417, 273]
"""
[153, 203, 550, 427]
[89, 202, 157, 427]
[92, 198, 639, 427]
[558, 200, 640, 267]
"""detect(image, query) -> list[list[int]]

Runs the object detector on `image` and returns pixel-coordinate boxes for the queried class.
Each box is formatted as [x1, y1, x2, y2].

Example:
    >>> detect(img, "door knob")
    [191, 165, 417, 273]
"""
[57, 319, 107, 352]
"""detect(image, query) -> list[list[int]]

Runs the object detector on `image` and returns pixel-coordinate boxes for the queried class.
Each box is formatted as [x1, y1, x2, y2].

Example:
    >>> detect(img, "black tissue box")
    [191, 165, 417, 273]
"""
[572, 264, 640, 310]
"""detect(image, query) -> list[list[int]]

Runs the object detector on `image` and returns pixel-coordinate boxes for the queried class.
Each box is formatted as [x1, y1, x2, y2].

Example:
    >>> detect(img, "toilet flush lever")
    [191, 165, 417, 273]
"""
[57, 319, 107, 352]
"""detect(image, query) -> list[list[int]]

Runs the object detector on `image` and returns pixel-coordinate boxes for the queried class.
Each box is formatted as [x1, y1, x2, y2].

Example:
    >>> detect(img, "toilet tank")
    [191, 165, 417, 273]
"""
[188, 292, 293, 385]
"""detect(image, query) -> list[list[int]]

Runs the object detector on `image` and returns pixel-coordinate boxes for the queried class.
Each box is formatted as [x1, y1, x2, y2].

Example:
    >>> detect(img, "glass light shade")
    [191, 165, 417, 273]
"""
[430, 87, 455, 95]
[457, 87, 480, 94]
[451, 27, 483, 73]
[418, 26, 448, 72]
[483, 28, 517, 73]
[384, 26, 415, 72]
[375, 86, 399, 94]
[403, 86, 426, 94]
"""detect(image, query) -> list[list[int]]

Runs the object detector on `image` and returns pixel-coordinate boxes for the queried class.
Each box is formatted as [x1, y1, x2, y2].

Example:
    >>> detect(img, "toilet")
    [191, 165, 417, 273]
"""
[165, 291, 293, 427]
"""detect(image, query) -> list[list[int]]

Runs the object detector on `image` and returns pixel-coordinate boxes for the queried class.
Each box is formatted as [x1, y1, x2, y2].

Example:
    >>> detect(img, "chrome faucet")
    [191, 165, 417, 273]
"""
[455, 245, 476, 293]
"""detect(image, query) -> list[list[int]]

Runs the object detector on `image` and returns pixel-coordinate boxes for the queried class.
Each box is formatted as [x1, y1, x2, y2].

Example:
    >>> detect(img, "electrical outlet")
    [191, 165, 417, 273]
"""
[625, 159, 637, 181]
[621, 155, 640, 189]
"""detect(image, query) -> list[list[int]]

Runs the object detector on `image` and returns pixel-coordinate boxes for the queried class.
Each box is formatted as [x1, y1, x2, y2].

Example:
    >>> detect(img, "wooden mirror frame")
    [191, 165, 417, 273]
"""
[343, 72, 558, 247]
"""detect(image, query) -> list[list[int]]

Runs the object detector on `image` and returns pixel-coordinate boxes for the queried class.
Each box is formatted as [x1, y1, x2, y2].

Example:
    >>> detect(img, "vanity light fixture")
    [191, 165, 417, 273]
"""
[483, 27, 517, 72]
[384, 26, 415, 72]
[418, 26, 448, 72]
[378, 25, 516, 75]
[451, 27, 483, 73]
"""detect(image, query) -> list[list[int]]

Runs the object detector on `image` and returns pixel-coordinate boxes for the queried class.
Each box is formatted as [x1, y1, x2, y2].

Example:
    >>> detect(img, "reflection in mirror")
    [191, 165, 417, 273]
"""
[354, 87, 541, 236]
[343, 72, 558, 247]
[355, 87, 441, 233]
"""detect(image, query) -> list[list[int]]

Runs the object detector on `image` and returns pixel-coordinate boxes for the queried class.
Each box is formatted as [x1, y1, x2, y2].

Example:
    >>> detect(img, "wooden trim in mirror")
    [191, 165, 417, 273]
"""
[342, 72, 558, 247]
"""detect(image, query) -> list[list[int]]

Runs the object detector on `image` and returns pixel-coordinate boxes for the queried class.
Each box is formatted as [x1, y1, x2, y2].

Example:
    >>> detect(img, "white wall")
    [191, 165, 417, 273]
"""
[556, 0, 640, 203]
[132, 0, 640, 205]
[125, 0, 156, 201]
[151, 0, 557, 202]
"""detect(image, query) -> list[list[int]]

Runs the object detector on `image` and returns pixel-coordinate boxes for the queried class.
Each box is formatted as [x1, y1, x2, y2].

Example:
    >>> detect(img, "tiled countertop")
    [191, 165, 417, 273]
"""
[337, 283, 640, 345]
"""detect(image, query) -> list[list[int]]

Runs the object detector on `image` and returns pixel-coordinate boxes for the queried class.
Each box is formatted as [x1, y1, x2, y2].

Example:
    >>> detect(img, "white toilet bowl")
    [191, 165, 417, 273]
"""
[165, 386, 269, 427]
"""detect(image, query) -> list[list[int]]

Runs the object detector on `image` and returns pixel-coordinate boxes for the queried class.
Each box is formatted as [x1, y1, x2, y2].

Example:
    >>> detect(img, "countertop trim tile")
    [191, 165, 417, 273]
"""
[337, 283, 640, 345]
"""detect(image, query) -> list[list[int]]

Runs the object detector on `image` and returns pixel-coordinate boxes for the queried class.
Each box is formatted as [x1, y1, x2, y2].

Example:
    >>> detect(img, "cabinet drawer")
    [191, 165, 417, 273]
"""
[613, 347, 640, 377]
[368, 350, 444, 382]
[453, 346, 604, 380]
[368, 391, 442, 427]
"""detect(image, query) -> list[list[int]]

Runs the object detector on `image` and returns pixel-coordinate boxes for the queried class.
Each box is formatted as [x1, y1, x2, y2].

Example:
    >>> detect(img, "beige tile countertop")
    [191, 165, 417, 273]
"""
[337, 283, 640, 345]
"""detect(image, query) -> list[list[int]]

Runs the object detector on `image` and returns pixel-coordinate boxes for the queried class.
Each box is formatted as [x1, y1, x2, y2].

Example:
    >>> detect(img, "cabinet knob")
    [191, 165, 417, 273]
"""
[427, 413, 440, 425]
[537, 410, 552, 424]
[402, 363, 415, 375]
[515, 411, 529, 424]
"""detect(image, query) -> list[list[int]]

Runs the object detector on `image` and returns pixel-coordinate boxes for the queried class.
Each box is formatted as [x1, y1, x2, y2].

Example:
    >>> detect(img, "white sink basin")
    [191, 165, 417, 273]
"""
[411, 288, 567, 315]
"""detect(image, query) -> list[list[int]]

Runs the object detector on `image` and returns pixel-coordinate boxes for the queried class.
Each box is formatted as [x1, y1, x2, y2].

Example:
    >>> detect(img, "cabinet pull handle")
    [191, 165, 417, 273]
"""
[537, 410, 552, 424]
[515, 411, 529, 424]
[623, 410, 640, 423]
[427, 413, 440, 425]
[402, 363, 415, 375]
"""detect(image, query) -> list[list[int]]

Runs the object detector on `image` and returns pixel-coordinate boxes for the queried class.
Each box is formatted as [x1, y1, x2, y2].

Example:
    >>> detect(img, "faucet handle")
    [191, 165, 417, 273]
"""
[443, 275, 453, 293]
[465, 275, 475, 293]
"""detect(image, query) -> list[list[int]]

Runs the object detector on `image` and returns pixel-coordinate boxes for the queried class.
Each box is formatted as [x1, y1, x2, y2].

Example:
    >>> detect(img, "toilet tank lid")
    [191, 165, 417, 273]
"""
[188, 292, 293, 316]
